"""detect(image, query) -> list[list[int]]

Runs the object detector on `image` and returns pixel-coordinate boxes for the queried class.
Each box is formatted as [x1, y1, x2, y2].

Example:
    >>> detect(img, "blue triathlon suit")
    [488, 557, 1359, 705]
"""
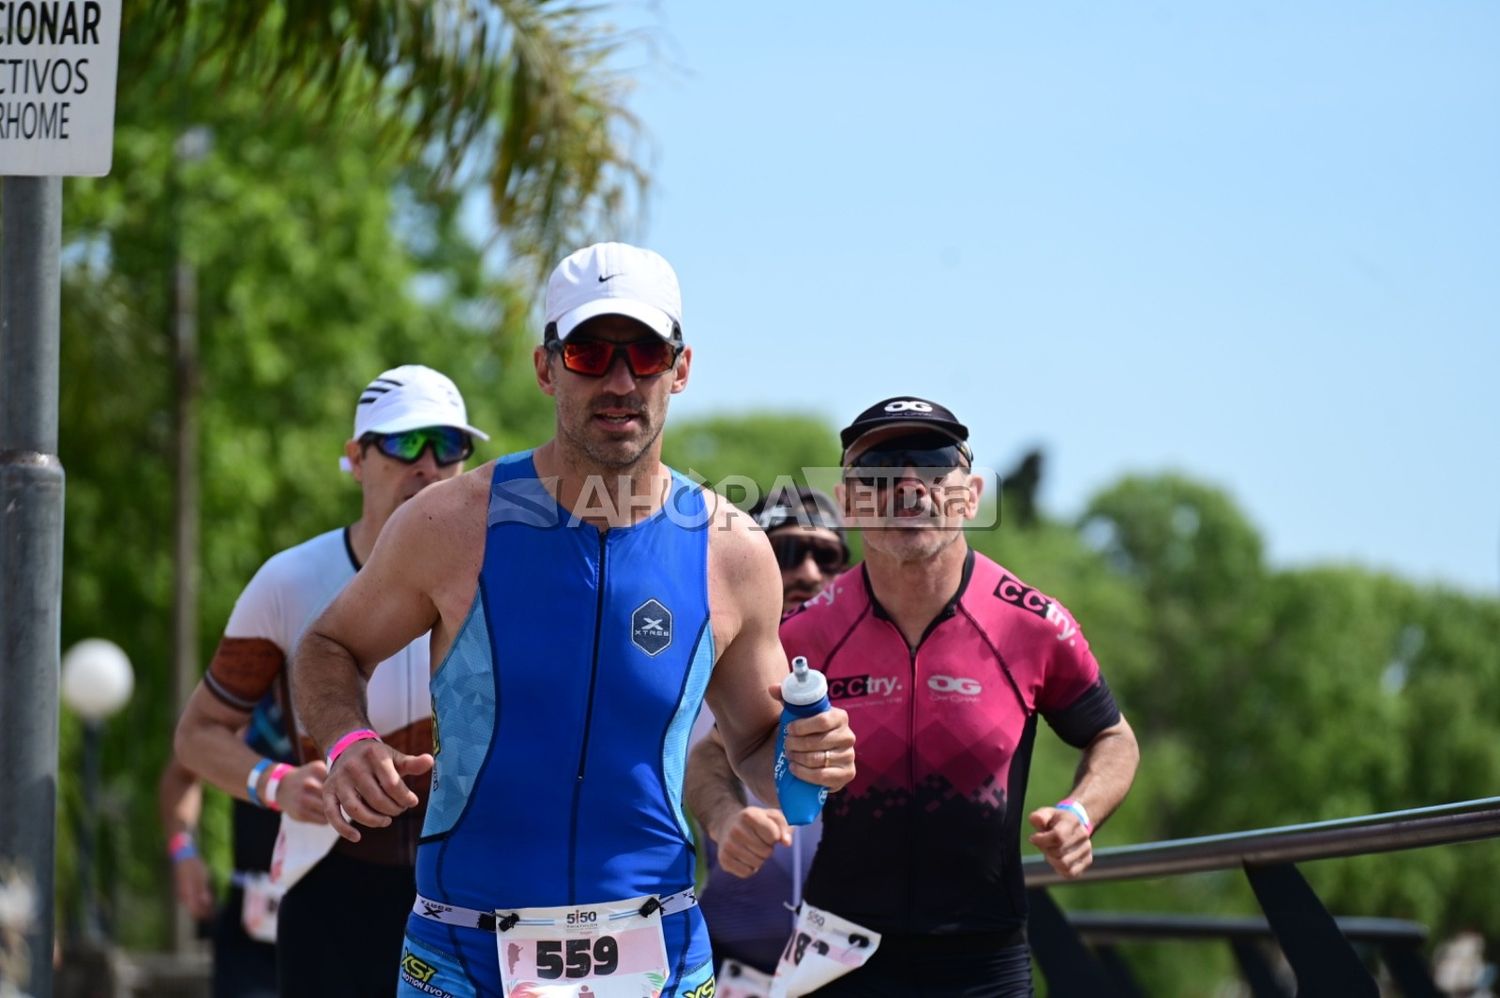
[399, 452, 717, 998]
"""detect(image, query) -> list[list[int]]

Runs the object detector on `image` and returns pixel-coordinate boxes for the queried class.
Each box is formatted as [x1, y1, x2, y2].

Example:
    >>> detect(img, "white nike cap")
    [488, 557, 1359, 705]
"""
[339, 364, 489, 471]
[544, 242, 683, 343]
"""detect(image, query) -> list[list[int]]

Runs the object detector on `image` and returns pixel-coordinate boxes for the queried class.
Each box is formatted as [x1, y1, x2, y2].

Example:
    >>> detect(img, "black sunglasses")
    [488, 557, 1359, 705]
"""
[549, 336, 683, 379]
[769, 534, 847, 573]
[846, 437, 971, 487]
[362, 427, 473, 467]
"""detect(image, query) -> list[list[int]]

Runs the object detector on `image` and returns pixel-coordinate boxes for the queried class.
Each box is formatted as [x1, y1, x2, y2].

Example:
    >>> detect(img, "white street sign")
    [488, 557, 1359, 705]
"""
[0, 0, 121, 176]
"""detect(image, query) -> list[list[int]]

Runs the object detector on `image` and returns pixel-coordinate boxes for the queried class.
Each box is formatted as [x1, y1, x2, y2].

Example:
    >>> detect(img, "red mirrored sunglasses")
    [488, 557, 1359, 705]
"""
[551, 336, 683, 379]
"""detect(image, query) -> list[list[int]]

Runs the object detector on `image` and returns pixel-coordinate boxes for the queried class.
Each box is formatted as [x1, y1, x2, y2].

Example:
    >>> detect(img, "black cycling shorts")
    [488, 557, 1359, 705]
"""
[275, 851, 416, 998]
[211, 885, 277, 998]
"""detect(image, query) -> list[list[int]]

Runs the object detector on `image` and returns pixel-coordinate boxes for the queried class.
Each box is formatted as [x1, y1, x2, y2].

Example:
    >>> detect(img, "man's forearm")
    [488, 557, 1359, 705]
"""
[157, 759, 202, 836]
[730, 730, 779, 809]
[684, 733, 748, 841]
[174, 694, 277, 803]
[1064, 718, 1139, 829]
[291, 630, 373, 755]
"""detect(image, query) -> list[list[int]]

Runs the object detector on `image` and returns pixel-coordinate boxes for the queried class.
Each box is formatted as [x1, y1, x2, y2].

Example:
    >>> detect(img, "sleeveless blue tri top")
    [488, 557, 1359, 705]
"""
[411, 451, 716, 989]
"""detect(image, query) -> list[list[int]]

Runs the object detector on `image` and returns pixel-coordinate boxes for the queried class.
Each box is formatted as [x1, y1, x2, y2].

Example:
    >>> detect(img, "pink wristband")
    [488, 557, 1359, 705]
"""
[326, 728, 381, 770]
[263, 763, 294, 812]
[167, 832, 195, 862]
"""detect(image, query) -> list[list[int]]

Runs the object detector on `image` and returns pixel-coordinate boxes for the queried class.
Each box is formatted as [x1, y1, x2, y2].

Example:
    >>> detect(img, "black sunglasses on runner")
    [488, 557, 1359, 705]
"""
[362, 427, 474, 467]
[768, 535, 847, 573]
[551, 336, 683, 379]
[846, 436, 971, 487]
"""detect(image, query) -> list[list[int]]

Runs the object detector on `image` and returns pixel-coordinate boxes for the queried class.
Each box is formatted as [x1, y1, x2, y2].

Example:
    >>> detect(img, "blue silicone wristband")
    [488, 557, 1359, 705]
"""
[1057, 798, 1092, 834]
[246, 758, 273, 809]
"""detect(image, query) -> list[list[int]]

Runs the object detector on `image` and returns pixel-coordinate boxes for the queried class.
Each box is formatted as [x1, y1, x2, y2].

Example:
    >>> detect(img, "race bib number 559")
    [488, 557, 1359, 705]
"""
[496, 897, 670, 998]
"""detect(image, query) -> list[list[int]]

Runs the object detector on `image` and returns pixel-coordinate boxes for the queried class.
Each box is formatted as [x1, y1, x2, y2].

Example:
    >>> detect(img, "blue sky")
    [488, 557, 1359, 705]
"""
[608, 2, 1498, 592]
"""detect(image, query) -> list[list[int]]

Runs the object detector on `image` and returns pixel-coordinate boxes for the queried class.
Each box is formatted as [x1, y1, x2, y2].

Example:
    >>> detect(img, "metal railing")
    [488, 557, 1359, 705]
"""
[1023, 795, 1500, 885]
[1020, 796, 1500, 997]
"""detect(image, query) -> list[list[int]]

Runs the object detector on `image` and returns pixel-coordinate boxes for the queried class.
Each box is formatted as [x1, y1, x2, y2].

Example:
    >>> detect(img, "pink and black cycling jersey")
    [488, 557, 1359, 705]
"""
[780, 548, 1121, 937]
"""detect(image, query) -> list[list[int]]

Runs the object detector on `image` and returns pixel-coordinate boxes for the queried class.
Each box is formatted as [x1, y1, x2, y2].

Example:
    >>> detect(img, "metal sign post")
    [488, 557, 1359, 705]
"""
[1, 3, 121, 995]
[0, 173, 64, 998]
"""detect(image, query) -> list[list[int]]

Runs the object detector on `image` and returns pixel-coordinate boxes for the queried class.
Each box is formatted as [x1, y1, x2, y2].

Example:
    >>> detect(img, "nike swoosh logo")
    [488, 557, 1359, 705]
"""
[598, 273, 621, 282]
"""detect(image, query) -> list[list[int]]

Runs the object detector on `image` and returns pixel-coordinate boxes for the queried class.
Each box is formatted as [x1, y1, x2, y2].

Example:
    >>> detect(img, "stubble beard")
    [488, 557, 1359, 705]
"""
[864, 520, 963, 564]
[558, 395, 664, 473]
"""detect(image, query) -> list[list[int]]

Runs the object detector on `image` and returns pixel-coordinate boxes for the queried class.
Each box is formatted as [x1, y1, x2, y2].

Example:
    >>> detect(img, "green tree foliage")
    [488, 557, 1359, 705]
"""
[1302, 579, 1500, 938]
[1077, 474, 1275, 838]
[132, 1, 646, 271]
[661, 412, 844, 508]
[1059, 474, 1500, 990]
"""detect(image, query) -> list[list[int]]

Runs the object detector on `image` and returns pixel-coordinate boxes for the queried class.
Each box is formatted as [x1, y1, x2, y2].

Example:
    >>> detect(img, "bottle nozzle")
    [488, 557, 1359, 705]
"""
[782, 655, 828, 708]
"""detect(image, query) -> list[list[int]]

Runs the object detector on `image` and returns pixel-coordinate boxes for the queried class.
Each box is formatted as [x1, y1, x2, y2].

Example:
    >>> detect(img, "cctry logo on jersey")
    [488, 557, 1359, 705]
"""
[828, 674, 901, 703]
[1044, 601, 1078, 644]
[995, 573, 1050, 618]
[994, 574, 1079, 644]
[631, 598, 673, 656]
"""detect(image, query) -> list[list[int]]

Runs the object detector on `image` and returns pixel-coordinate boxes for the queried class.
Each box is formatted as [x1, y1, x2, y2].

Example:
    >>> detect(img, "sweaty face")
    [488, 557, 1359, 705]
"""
[539, 315, 689, 471]
[840, 429, 981, 564]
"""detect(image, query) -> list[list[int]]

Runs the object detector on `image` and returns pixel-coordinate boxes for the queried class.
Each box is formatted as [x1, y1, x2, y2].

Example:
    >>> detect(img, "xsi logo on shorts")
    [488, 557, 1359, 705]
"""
[631, 598, 673, 656]
[683, 981, 716, 998]
[400, 951, 452, 997]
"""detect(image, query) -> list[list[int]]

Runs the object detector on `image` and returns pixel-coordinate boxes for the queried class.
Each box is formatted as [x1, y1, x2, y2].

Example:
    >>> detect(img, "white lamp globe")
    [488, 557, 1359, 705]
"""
[61, 639, 135, 722]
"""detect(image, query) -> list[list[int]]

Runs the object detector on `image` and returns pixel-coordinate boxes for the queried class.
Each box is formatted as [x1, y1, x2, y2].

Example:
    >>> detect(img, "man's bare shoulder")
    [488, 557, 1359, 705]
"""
[379, 461, 496, 552]
[426, 460, 496, 512]
[701, 487, 781, 652]
[702, 489, 772, 582]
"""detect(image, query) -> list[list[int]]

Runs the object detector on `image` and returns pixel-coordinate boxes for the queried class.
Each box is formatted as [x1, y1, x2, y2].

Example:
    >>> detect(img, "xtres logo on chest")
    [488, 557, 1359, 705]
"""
[631, 598, 673, 656]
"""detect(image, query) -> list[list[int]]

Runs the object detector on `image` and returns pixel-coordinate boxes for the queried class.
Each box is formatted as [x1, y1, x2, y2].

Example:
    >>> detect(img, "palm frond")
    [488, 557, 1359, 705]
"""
[132, 1, 647, 274]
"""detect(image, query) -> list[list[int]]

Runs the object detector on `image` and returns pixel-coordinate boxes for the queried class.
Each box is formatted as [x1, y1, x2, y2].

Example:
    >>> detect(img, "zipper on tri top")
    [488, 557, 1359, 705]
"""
[569, 530, 609, 902]
[577, 531, 610, 781]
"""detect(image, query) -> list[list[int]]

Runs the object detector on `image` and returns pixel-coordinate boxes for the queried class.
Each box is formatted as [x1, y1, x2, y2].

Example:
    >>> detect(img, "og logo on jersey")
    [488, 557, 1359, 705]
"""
[631, 598, 673, 657]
